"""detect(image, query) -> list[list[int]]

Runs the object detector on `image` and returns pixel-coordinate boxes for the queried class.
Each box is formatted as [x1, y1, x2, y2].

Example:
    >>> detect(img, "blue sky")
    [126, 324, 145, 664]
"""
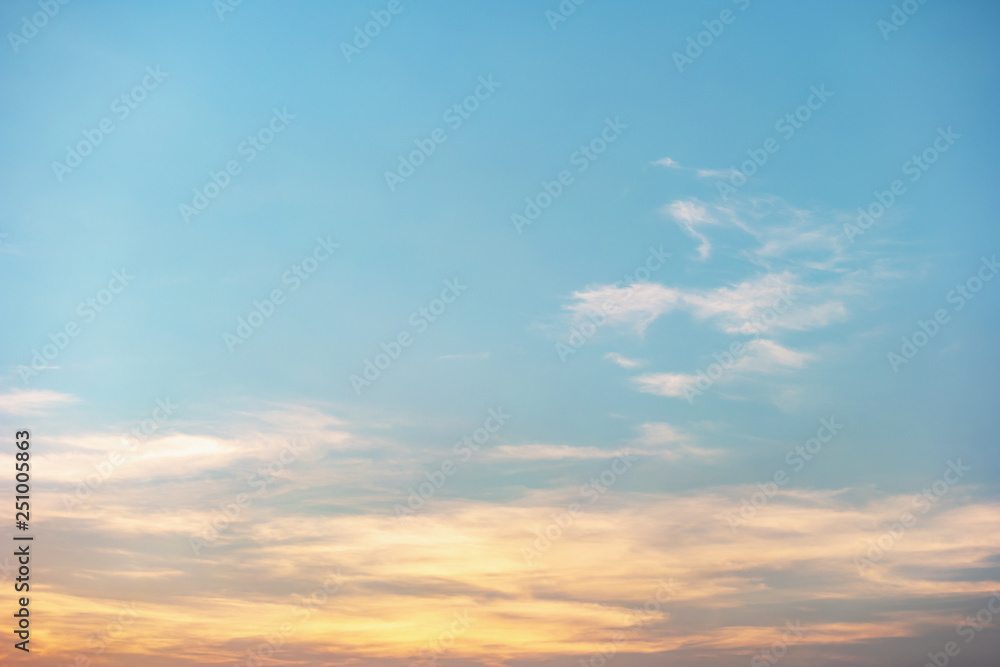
[1, 1, 999, 665]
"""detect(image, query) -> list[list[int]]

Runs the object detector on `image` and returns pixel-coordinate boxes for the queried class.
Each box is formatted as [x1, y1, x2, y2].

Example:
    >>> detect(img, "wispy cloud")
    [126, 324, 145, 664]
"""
[651, 157, 681, 168]
[565, 273, 846, 337]
[34, 453, 1000, 665]
[695, 167, 741, 179]
[485, 422, 716, 463]
[0, 388, 79, 415]
[652, 157, 740, 182]
[489, 444, 630, 460]
[632, 339, 813, 398]
[604, 352, 643, 368]
[554, 191, 893, 405]
[662, 194, 858, 271]
[664, 199, 717, 259]
[632, 422, 721, 460]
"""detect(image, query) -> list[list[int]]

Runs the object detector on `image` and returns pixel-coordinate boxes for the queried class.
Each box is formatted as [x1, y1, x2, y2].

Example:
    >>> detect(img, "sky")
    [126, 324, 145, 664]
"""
[1, 0, 999, 665]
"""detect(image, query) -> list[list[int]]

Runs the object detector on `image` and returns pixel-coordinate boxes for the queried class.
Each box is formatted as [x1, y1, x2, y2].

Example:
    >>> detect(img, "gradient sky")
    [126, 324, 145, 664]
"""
[1, 1, 999, 665]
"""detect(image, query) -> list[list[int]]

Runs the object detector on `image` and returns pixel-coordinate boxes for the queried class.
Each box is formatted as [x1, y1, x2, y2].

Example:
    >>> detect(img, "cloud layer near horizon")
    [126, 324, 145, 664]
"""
[5, 402, 998, 666]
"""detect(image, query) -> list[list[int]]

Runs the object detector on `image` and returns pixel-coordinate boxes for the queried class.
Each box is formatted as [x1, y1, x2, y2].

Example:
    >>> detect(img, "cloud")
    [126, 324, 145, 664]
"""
[633, 421, 687, 445]
[632, 422, 721, 461]
[651, 157, 739, 182]
[32, 459, 1000, 665]
[559, 193, 871, 349]
[664, 199, 717, 259]
[632, 339, 813, 398]
[0, 388, 79, 415]
[604, 352, 643, 368]
[737, 338, 813, 371]
[662, 194, 859, 272]
[565, 273, 846, 337]
[679, 272, 847, 334]
[554, 191, 883, 405]
[483, 422, 716, 464]
[651, 157, 681, 168]
[17, 400, 998, 666]
[564, 282, 679, 336]
[630, 372, 695, 399]
[695, 167, 742, 179]
[489, 444, 631, 460]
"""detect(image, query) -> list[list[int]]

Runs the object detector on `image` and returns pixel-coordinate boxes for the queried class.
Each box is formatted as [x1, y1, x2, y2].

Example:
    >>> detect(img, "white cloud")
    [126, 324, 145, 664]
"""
[737, 338, 813, 371]
[695, 167, 741, 179]
[631, 339, 813, 399]
[632, 422, 721, 461]
[651, 157, 739, 181]
[651, 157, 681, 168]
[564, 282, 679, 336]
[0, 389, 79, 415]
[487, 423, 716, 463]
[662, 194, 856, 271]
[634, 421, 686, 444]
[489, 444, 630, 461]
[664, 199, 717, 259]
[604, 352, 643, 368]
[681, 272, 847, 334]
[631, 373, 695, 398]
[565, 273, 846, 337]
